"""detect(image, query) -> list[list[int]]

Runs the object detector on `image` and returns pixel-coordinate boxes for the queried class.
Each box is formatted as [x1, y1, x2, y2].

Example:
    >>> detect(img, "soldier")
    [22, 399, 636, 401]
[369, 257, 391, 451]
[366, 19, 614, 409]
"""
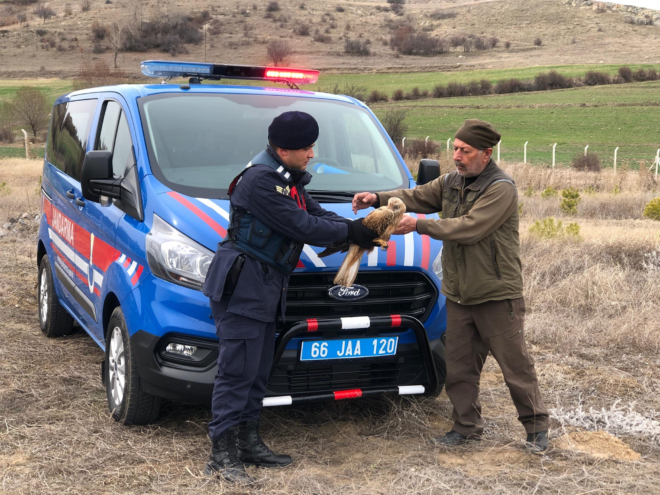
[202, 111, 379, 483]
[352, 119, 549, 453]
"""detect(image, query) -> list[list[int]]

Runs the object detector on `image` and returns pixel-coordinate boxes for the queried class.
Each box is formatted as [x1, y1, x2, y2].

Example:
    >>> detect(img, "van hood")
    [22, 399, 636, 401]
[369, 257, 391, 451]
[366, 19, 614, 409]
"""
[155, 190, 441, 271]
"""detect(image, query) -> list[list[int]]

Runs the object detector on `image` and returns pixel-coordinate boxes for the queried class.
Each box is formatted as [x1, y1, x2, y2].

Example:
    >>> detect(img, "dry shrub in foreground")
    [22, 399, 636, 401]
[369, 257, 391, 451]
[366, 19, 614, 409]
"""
[73, 59, 129, 90]
[521, 230, 660, 355]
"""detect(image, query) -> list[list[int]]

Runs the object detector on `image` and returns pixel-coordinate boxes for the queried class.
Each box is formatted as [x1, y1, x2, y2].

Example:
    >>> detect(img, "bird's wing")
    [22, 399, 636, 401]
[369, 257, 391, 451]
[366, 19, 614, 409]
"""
[317, 240, 351, 258]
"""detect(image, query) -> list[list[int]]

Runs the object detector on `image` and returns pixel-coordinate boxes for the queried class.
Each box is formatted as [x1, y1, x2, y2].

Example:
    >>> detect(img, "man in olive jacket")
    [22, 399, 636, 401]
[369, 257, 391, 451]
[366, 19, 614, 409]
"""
[352, 119, 549, 452]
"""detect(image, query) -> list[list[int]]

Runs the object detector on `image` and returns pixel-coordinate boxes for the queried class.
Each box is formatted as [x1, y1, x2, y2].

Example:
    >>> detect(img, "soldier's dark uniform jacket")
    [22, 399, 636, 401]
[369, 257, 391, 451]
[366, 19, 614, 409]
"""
[202, 146, 350, 442]
[203, 146, 349, 322]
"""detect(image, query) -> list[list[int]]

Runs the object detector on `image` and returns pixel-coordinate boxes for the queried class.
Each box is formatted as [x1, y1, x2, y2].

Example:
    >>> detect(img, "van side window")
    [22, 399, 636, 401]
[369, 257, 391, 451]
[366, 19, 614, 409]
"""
[46, 99, 97, 181]
[95, 101, 133, 177]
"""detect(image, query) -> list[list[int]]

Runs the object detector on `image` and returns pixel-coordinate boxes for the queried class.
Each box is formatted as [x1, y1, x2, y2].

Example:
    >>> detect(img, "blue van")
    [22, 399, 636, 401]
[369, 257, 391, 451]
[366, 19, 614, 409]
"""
[36, 61, 447, 425]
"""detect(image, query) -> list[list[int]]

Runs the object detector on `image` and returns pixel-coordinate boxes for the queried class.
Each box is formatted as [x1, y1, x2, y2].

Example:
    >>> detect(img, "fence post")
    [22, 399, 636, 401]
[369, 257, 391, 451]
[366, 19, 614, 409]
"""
[21, 129, 29, 159]
[584, 145, 589, 156]
[447, 138, 451, 153]
[655, 149, 660, 180]
[497, 140, 501, 163]
[552, 143, 557, 169]
[425, 136, 429, 145]
[524, 141, 528, 164]
[402, 137, 406, 149]
[613, 147, 619, 174]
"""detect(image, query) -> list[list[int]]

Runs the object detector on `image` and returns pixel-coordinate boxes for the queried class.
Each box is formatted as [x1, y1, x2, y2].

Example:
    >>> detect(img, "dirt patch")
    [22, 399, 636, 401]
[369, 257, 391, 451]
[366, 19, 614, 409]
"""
[555, 431, 641, 461]
[438, 448, 530, 476]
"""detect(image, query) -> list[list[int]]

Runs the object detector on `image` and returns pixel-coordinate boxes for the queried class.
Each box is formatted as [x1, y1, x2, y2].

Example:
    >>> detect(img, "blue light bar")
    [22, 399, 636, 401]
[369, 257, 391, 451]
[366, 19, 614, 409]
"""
[141, 60, 213, 78]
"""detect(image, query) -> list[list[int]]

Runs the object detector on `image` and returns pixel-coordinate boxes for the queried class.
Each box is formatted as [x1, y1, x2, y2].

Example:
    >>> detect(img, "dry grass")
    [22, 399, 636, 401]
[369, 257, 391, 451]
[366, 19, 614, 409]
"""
[2, 158, 660, 494]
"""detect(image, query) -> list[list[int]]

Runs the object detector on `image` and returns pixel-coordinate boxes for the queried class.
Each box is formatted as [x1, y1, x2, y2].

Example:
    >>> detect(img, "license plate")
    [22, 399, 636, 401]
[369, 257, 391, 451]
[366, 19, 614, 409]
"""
[300, 337, 399, 361]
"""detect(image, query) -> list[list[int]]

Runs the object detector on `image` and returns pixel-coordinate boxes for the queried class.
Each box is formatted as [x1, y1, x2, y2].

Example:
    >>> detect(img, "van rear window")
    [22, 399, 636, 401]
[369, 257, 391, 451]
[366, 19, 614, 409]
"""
[138, 93, 407, 199]
[46, 99, 98, 181]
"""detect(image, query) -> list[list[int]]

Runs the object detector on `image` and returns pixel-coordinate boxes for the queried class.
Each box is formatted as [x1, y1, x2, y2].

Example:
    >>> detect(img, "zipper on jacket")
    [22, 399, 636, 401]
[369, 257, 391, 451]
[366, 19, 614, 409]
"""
[506, 299, 514, 319]
[490, 240, 502, 280]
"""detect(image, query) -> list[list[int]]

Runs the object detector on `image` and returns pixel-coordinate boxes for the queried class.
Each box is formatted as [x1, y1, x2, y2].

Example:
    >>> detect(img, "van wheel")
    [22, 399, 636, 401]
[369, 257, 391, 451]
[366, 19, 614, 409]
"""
[105, 307, 161, 425]
[38, 255, 75, 337]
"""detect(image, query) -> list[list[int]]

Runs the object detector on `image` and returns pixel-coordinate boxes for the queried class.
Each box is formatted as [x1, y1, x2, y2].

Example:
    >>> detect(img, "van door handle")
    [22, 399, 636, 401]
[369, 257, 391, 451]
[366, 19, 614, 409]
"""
[66, 190, 75, 199]
[75, 198, 85, 207]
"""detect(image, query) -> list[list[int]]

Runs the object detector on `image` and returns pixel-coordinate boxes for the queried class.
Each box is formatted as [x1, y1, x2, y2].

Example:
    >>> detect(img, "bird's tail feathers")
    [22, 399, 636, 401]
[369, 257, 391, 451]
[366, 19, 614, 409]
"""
[334, 245, 364, 288]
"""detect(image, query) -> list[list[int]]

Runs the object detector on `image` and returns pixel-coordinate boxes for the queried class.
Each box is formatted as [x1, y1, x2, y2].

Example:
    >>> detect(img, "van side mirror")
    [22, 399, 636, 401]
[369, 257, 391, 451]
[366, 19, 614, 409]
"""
[81, 151, 122, 202]
[417, 159, 441, 186]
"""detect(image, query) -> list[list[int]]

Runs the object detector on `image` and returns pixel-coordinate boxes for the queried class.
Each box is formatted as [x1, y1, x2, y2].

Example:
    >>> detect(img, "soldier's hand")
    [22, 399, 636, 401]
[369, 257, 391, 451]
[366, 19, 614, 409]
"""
[352, 192, 378, 214]
[392, 215, 417, 236]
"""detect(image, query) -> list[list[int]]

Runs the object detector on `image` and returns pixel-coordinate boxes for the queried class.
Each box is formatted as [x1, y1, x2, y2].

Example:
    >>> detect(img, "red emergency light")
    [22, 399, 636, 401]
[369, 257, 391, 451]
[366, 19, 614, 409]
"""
[264, 68, 319, 85]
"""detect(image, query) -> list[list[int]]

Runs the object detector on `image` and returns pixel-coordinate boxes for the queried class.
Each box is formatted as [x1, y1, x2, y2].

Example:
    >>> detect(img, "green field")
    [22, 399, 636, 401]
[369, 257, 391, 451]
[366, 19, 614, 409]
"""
[373, 81, 660, 167]
[1, 64, 659, 168]
[0, 146, 45, 159]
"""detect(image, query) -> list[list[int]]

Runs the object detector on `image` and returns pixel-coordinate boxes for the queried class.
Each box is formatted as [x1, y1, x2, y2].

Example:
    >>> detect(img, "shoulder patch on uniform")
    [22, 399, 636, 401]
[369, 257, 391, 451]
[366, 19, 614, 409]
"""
[275, 185, 291, 196]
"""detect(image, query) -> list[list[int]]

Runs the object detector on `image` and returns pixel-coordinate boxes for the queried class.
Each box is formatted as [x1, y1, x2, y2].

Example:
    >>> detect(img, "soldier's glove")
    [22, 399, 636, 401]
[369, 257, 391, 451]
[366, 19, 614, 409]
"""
[346, 218, 380, 249]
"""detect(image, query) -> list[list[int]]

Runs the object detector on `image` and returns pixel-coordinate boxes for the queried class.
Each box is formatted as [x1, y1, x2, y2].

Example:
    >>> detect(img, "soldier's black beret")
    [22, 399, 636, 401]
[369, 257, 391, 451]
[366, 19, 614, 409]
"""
[268, 111, 319, 150]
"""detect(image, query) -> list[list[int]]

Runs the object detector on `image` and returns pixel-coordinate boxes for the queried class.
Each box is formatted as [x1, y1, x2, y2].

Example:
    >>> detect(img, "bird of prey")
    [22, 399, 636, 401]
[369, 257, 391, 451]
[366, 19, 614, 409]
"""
[319, 197, 406, 288]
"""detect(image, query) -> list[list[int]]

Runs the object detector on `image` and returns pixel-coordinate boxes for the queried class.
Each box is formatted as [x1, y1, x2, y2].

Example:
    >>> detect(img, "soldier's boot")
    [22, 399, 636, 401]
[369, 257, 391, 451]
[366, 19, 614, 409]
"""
[431, 430, 481, 446]
[204, 426, 253, 484]
[525, 430, 549, 454]
[237, 420, 293, 468]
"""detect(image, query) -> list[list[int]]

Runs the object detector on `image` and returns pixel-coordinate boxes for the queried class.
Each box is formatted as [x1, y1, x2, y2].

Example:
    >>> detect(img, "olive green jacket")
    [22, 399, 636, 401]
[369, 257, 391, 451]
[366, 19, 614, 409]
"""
[377, 160, 522, 305]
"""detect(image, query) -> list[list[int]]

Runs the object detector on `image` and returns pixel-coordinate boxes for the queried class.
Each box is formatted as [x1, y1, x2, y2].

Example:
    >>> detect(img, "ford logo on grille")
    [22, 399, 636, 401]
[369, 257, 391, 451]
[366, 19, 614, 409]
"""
[328, 284, 369, 301]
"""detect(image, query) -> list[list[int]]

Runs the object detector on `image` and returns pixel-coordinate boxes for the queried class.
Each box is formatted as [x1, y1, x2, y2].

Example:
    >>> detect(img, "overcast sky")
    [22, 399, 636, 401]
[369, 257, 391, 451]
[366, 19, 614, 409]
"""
[621, 0, 659, 9]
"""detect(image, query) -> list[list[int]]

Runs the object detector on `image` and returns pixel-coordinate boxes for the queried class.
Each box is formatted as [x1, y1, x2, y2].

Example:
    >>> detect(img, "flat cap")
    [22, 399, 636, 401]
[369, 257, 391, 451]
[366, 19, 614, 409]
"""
[454, 119, 501, 150]
[268, 111, 319, 150]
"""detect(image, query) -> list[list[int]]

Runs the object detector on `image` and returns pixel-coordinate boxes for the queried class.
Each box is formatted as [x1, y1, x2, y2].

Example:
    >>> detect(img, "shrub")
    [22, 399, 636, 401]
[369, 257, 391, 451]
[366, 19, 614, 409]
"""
[380, 109, 407, 144]
[643, 197, 660, 221]
[547, 70, 573, 89]
[565, 223, 581, 238]
[428, 10, 456, 20]
[446, 82, 468, 97]
[340, 83, 368, 101]
[294, 24, 309, 36]
[0, 127, 14, 143]
[504, 40, 511, 49]
[387, 0, 405, 4]
[432, 84, 446, 98]
[533, 37, 542, 46]
[396, 32, 447, 56]
[571, 153, 601, 172]
[560, 187, 581, 215]
[583, 71, 610, 86]
[367, 90, 388, 103]
[529, 217, 564, 239]
[266, 39, 292, 65]
[313, 32, 332, 43]
[335, 5, 344, 12]
[404, 138, 439, 158]
[612, 185, 621, 194]
[524, 186, 534, 197]
[540, 186, 558, 198]
[494, 78, 532, 94]
[392, 88, 404, 101]
[33, 4, 55, 23]
[92, 42, 105, 53]
[91, 20, 107, 41]
[344, 38, 369, 56]
[633, 68, 651, 82]
[583, 185, 597, 195]
[618, 66, 634, 83]
[122, 15, 203, 55]
[80, 0, 91, 12]
[35, 28, 46, 36]
[266, 1, 280, 12]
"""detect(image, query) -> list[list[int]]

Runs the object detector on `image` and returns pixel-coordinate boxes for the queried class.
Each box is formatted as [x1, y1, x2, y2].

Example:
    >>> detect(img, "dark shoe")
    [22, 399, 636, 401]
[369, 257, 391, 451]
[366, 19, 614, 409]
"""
[237, 420, 292, 468]
[525, 430, 549, 454]
[431, 430, 475, 446]
[204, 426, 253, 484]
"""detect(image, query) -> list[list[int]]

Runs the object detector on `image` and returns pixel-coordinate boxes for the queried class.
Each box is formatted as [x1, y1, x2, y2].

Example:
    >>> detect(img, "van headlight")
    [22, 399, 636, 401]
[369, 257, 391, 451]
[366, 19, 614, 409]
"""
[432, 246, 443, 281]
[146, 215, 214, 290]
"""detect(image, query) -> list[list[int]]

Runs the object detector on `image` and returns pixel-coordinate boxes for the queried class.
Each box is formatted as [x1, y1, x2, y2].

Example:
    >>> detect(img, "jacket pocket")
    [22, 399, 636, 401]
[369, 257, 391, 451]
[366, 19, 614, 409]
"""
[490, 240, 502, 280]
[247, 219, 272, 248]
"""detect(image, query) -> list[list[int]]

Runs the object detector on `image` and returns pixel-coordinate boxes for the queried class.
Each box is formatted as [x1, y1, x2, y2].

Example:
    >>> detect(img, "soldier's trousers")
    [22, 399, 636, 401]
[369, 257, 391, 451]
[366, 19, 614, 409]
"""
[208, 297, 276, 442]
[445, 298, 549, 437]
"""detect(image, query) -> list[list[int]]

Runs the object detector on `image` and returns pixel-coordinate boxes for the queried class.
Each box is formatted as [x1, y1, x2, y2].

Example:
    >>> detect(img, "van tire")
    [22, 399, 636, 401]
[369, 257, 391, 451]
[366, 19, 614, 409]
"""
[105, 307, 161, 425]
[38, 255, 75, 337]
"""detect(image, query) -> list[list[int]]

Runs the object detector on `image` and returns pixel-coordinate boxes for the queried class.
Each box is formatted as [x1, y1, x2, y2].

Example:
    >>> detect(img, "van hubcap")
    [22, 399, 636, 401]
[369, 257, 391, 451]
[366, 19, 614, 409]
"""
[108, 327, 126, 406]
[39, 267, 48, 323]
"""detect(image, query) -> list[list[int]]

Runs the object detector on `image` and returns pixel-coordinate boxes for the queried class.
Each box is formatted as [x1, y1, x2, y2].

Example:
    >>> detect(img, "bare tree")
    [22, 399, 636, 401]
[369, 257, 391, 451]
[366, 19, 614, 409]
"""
[80, 0, 91, 12]
[33, 4, 55, 24]
[17, 13, 27, 28]
[266, 40, 292, 67]
[13, 87, 50, 138]
[107, 22, 126, 68]
[0, 101, 17, 143]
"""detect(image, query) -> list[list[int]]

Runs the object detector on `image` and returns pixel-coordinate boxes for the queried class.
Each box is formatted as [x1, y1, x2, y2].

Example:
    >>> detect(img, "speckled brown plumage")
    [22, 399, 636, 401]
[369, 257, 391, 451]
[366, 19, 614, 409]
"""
[334, 197, 406, 288]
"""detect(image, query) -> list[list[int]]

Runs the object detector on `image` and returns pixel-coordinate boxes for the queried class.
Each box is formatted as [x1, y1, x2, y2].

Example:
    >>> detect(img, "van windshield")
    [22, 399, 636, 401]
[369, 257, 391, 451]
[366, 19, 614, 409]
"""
[138, 93, 408, 200]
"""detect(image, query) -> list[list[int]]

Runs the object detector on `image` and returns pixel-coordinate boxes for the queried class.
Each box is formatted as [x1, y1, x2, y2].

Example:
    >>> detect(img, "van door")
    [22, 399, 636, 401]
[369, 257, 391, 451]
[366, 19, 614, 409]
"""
[72, 97, 134, 341]
[43, 98, 98, 325]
